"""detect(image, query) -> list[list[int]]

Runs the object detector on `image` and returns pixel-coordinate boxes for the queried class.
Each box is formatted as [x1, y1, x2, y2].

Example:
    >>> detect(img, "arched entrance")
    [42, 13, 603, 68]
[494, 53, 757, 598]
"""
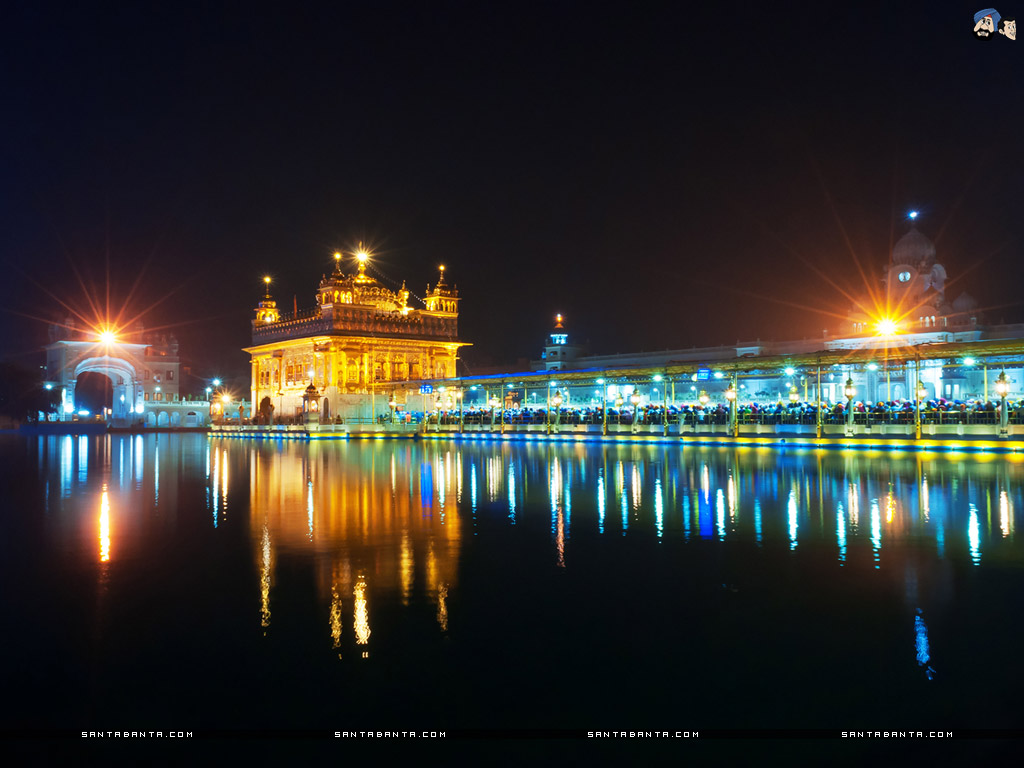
[74, 371, 113, 418]
[70, 357, 141, 424]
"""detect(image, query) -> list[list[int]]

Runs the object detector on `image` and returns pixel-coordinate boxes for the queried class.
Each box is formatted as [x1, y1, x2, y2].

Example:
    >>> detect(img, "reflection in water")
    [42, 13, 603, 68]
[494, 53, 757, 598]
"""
[99, 485, 111, 563]
[28, 435, 1024, 687]
[354, 577, 370, 655]
[438, 584, 449, 632]
[754, 499, 762, 545]
[915, 611, 936, 680]
[788, 489, 798, 551]
[871, 499, 882, 568]
[260, 523, 272, 629]
[330, 584, 343, 655]
[655, 477, 664, 539]
[969, 504, 981, 565]
[508, 462, 517, 525]
[837, 505, 847, 565]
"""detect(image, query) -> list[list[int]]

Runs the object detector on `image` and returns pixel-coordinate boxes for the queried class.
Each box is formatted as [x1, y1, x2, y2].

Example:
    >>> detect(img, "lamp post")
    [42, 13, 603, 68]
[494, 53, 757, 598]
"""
[456, 390, 463, 433]
[788, 385, 799, 404]
[915, 380, 927, 440]
[489, 395, 499, 432]
[815, 365, 822, 439]
[630, 391, 641, 434]
[546, 383, 553, 434]
[844, 378, 855, 436]
[614, 394, 624, 433]
[996, 371, 1009, 437]
[553, 391, 563, 434]
[389, 395, 398, 425]
[725, 382, 737, 437]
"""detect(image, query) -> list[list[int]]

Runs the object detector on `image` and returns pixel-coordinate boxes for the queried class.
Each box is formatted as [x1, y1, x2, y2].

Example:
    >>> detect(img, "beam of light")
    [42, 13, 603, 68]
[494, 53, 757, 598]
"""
[875, 318, 899, 336]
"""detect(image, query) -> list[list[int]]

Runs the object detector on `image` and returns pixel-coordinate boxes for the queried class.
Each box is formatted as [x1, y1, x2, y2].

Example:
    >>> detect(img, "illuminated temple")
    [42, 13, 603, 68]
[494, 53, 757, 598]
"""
[245, 250, 468, 421]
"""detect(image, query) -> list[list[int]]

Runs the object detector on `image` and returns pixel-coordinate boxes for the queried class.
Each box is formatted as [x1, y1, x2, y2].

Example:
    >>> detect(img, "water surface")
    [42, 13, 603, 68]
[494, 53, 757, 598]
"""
[3, 434, 1023, 733]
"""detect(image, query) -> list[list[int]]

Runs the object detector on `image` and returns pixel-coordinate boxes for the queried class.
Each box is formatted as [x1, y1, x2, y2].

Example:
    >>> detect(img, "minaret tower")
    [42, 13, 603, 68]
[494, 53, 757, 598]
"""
[255, 276, 281, 324]
[424, 265, 460, 315]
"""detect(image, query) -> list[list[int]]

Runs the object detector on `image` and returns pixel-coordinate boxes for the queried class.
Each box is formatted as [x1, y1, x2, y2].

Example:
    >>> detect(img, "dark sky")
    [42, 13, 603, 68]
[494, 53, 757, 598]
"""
[1, 2, 1022, 385]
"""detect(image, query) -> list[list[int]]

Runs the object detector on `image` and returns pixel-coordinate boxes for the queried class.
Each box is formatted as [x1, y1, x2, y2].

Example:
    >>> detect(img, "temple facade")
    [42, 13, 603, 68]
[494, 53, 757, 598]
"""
[245, 251, 468, 421]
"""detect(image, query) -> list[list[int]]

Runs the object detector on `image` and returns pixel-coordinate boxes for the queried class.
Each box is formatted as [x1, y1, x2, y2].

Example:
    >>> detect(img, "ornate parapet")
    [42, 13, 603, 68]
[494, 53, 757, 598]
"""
[252, 305, 458, 345]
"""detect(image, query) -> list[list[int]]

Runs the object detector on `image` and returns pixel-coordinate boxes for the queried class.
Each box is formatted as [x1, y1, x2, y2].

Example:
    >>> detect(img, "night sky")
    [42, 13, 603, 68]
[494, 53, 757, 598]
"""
[1, 2, 1021, 387]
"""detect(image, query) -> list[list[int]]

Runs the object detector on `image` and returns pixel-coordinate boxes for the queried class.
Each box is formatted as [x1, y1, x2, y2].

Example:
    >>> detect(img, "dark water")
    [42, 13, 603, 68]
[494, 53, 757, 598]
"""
[3, 433, 1024, 735]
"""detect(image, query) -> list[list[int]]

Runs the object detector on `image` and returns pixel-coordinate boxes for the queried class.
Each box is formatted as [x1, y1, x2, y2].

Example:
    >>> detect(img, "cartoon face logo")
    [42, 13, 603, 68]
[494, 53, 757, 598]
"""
[974, 8, 1001, 38]
[999, 17, 1016, 39]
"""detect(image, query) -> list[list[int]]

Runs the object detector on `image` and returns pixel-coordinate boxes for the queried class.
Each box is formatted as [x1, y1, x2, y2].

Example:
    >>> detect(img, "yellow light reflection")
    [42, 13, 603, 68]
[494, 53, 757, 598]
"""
[1000, 491, 1012, 538]
[400, 532, 413, 605]
[260, 523, 272, 629]
[329, 584, 343, 653]
[437, 584, 449, 632]
[354, 578, 371, 649]
[99, 485, 111, 562]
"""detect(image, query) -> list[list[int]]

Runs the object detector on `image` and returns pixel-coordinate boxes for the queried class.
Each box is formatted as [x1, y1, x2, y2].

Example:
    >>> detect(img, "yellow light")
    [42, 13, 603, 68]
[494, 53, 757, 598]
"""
[263, 276, 271, 285]
[356, 250, 369, 263]
[333, 252, 341, 261]
[875, 318, 899, 336]
[99, 330, 116, 345]
[221, 394, 231, 405]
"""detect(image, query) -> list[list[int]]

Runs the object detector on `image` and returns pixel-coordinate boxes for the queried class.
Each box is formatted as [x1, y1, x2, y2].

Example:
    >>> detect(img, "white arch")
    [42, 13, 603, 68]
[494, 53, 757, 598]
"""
[71, 356, 141, 424]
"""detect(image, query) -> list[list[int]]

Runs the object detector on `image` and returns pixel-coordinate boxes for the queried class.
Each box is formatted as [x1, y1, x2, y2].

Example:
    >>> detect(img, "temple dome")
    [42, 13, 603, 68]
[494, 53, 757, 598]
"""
[892, 225, 936, 267]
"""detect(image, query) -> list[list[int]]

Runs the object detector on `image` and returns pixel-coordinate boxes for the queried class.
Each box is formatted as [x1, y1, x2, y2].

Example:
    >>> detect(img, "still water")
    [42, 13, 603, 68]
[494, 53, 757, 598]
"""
[3, 434, 1024, 733]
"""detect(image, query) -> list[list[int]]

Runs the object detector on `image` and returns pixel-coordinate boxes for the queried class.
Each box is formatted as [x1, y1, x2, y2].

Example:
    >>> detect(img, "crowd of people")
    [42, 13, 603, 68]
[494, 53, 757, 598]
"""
[422, 398, 1024, 427]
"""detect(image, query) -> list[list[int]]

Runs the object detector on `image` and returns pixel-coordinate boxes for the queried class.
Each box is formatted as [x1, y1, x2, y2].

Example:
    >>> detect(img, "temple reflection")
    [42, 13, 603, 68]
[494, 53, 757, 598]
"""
[33, 434, 1024, 680]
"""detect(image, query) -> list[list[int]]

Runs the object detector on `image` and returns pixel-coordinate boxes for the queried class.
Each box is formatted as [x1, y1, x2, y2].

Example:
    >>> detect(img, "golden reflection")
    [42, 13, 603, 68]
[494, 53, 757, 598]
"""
[260, 523, 272, 629]
[354, 577, 371, 649]
[556, 508, 565, 567]
[885, 488, 896, 524]
[330, 584, 343, 652]
[99, 484, 111, 563]
[1000, 490, 1012, 538]
[400, 532, 413, 605]
[221, 448, 229, 517]
[437, 584, 449, 632]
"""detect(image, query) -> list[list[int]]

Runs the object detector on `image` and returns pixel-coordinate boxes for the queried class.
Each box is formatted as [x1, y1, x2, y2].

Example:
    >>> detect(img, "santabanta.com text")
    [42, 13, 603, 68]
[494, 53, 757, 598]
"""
[588, 731, 699, 738]
[335, 731, 445, 738]
[82, 732, 193, 738]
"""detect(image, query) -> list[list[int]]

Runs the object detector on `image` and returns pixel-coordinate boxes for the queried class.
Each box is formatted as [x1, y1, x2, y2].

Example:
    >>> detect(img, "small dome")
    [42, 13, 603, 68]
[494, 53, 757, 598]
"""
[952, 292, 977, 312]
[892, 225, 936, 267]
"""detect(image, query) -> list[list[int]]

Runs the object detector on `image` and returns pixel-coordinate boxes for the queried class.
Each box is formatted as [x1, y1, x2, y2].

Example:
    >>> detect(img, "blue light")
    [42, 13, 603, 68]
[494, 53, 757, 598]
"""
[44, 383, 53, 390]
[908, 210, 919, 220]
